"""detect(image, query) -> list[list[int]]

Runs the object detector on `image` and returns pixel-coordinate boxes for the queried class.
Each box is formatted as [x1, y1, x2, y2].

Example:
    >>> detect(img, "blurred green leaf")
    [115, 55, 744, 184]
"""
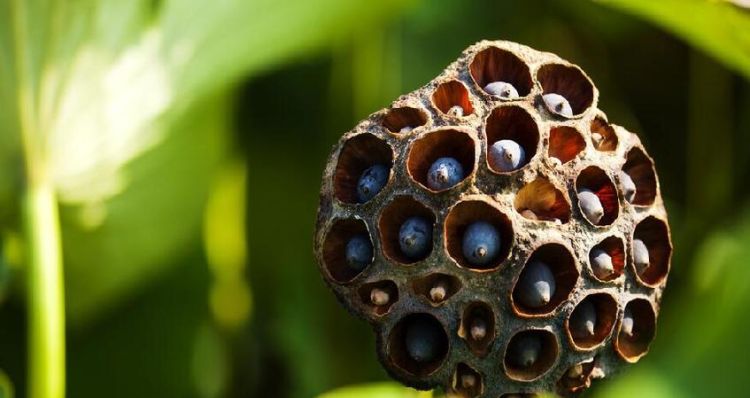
[0, 0, 415, 325]
[596, 0, 750, 80]
[0, 368, 13, 398]
[317, 383, 428, 398]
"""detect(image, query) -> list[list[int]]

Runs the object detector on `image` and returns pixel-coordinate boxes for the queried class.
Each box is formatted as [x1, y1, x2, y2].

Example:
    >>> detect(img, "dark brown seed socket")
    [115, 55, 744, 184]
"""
[378, 196, 436, 265]
[537, 63, 594, 117]
[549, 126, 586, 164]
[615, 298, 656, 363]
[444, 199, 514, 271]
[406, 128, 477, 193]
[321, 218, 372, 283]
[484, 105, 540, 174]
[451, 363, 483, 398]
[387, 313, 450, 377]
[514, 178, 571, 223]
[432, 80, 475, 117]
[566, 293, 618, 350]
[469, 46, 533, 98]
[504, 329, 559, 382]
[632, 216, 672, 286]
[412, 273, 462, 305]
[588, 236, 626, 282]
[459, 302, 496, 357]
[512, 243, 579, 316]
[358, 280, 399, 316]
[590, 117, 618, 152]
[383, 106, 429, 134]
[575, 166, 620, 226]
[623, 147, 658, 206]
[333, 133, 394, 204]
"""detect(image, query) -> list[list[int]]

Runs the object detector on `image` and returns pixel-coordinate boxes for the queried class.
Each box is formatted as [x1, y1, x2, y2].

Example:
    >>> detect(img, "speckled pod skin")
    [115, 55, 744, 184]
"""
[314, 40, 672, 397]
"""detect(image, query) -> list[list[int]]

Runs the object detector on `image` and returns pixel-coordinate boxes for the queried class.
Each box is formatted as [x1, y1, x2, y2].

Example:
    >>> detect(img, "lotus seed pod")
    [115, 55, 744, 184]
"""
[462, 221, 501, 267]
[399, 216, 433, 259]
[542, 93, 573, 117]
[345, 234, 373, 271]
[633, 239, 650, 274]
[577, 189, 604, 224]
[357, 164, 389, 203]
[484, 81, 519, 99]
[619, 171, 637, 203]
[315, 40, 672, 396]
[489, 139, 526, 172]
[427, 157, 465, 191]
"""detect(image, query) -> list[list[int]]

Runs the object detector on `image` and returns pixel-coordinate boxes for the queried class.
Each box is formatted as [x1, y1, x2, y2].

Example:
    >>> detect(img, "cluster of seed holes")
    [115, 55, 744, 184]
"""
[504, 329, 559, 381]
[632, 217, 672, 286]
[615, 299, 656, 362]
[537, 64, 594, 117]
[388, 313, 450, 377]
[358, 280, 398, 316]
[590, 117, 618, 151]
[589, 236, 626, 282]
[322, 219, 372, 283]
[383, 107, 428, 134]
[469, 47, 533, 98]
[452, 363, 483, 398]
[379, 196, 436, 264]
[575, 166, 619, 226]
[444, 199, 514, 271]
[412, 273, 462, 306]
[406, 129, 477, 193]
[549, 126, 586, 164]
[623, 147, 658, 206]
[512, 243, 579, 316]
[432, 80, 474, 117]
[566, 294, 618, 350]
[485, 106, 539, 173]
[333, 134, 393, 204]
[514, 178, 571, 223]
[557, 357, 597, 395]
[459, 302, 496, 357]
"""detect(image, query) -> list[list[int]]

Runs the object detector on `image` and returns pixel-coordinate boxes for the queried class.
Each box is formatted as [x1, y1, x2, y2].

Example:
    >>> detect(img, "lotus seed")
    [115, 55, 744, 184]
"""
[567, 363, 584, 379]
[399, 216, 432, 259]
[370, 288, 390, 306]
[622, 307, 634, 338]
[489, 139, 526, 172]
[483, 81, 519, 99]
[461, 373, 477, 389]
[578, 189, 604, 224]
[590, 248, 614, 278]
[633, 239, 650, 274]
[469, 317, 487, 341]
[510, 334, 542, 368]
[405, 319, 442, 363]
[543, 93, 573, 117]
[427, 157, 465, 191]
[462, 221, 501, 267]
[620, 171, 636, 203]
[429, 281, 447, 302]
[345, 234, 373, 271]
[516, 261, 556, 308]
[356, 164, 389, 203]
[571, 300, 597, 338]
[448, 105, 464, 117]
[520, 209, 538, 220]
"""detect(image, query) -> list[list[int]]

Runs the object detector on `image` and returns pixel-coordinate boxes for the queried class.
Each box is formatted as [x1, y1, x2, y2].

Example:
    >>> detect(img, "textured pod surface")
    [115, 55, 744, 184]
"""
[314, 40, 672, 397]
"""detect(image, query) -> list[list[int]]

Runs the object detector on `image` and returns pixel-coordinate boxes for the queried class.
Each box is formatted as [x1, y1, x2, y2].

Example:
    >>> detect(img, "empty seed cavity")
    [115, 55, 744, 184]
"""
[485, 106, 539, 173]
[469, 46, 533, 99]
[537, 63, 595, 117]
[590, 117, 618, 151]
[504, 329, 559, 381]
[383, 106, 428, 134]
[557, 358, 597, 394]
[459, 302, 496, 357]
[575, 166, 620, 226]
[358, 280, 399, 316]
[445, 199, 514, 271]
[379, 196, 436, 264]
[452, 363, 483, 398]
[623, 147, 657, 206]
[334, 133, 393, 204]
[514, 178, 571, 223]
[549, 126, 586, 164]
[322, 219, 373, 283]
[407, 129, 476, 192]
[615, 299, 656, 363]
[567, 294, 618, 350]
[389, 313, 449, 376]
[632, 217, 672, 286]
[512, 243, 578, 315]
[413, 273, 461, 305]
[432, 80, 474, 117]
[589, 236, 625, 281]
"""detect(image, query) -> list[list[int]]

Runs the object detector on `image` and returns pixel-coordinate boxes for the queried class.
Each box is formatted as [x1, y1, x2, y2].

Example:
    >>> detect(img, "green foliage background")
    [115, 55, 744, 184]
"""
[0, 0, 748, 397]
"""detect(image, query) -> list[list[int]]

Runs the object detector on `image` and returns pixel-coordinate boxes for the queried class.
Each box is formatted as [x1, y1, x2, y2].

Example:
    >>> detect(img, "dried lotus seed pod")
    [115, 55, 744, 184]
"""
[314, 40, 672, 397]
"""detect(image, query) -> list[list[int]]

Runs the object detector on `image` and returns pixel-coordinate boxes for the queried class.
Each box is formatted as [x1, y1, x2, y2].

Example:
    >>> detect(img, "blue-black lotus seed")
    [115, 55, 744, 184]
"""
[578, 189, 604, 224]
[516, 261, 556, 308]
[399, 216, 432, 259]
[462, 221, 501, 267]
[427, 157, 465, 191]
[405, 319, 442, 363]
[571, 300, 597, 338]
[345, 234, 373, 271]
[510, 334, 542, 368]
[543, 93, 573, 117]
[356, 164, 389, 203]
[489, 139, 526, 172]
